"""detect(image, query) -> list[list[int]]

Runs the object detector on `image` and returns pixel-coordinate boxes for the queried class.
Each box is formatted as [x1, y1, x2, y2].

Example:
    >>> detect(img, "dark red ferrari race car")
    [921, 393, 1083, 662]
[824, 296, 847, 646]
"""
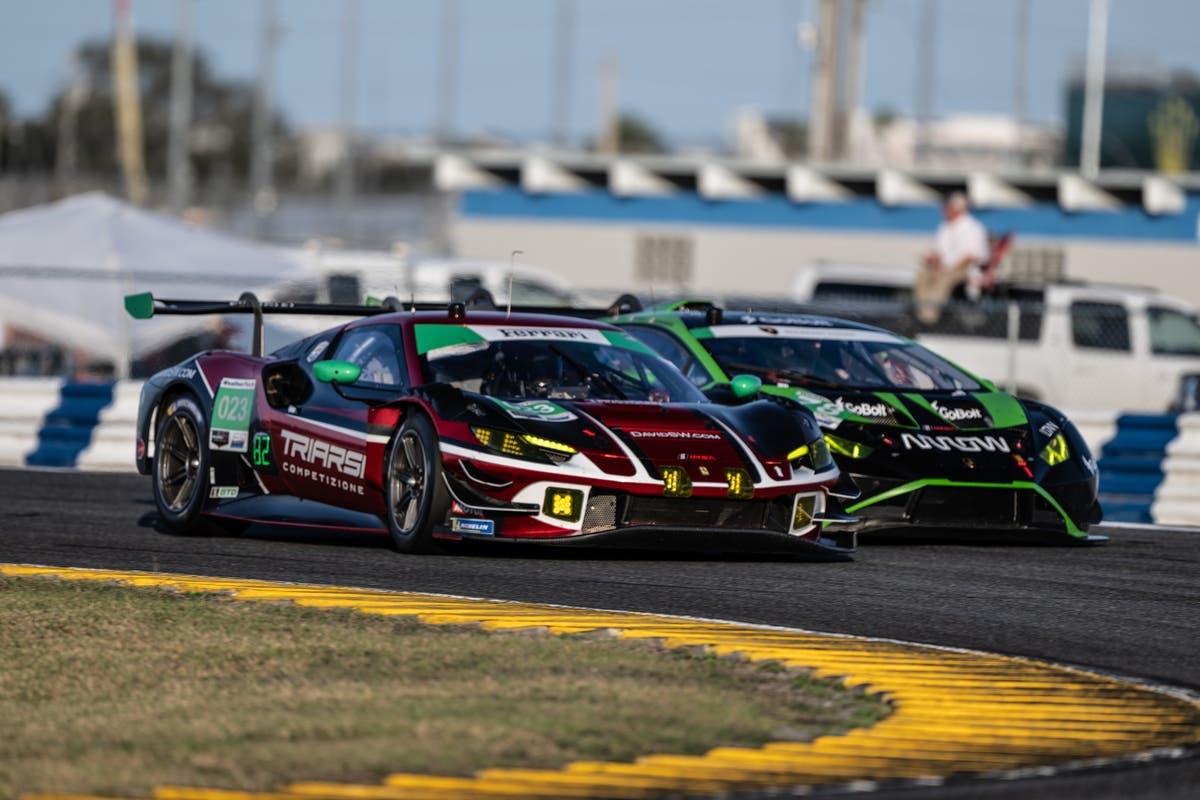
[126, 293, 857, 557]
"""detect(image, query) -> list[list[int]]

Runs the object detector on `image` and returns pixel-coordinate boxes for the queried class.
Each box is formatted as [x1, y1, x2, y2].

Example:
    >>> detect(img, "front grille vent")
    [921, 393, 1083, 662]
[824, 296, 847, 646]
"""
[582, 493, 618, 532]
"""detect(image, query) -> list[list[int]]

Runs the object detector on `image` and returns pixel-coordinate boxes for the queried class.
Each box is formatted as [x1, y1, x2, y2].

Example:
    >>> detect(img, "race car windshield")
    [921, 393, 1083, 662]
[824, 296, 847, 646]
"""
[700, 332, 982, 392]
[422, 338, 708, 403]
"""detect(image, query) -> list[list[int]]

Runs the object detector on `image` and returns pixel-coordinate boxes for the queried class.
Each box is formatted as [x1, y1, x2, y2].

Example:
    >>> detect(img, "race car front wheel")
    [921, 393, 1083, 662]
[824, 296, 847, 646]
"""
[152, 395, 211, 535]
[385, 413, 449, 554]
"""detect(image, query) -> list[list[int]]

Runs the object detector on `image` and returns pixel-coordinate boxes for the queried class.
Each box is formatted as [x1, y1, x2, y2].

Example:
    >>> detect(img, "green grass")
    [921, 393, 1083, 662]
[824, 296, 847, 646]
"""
[0, 575, 888, 799]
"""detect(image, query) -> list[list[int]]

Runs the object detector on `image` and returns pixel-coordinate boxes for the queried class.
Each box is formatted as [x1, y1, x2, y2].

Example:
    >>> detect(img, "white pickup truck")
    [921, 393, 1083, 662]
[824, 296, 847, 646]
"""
[778, 265, 1200, 412]
[917, 283, 1200, 412]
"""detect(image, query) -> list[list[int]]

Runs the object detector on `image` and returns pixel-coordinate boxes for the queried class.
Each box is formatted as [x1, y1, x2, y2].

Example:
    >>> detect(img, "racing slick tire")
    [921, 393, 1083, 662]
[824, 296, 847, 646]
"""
[385, 413, 450, 554]
[152, 394, 212, 535]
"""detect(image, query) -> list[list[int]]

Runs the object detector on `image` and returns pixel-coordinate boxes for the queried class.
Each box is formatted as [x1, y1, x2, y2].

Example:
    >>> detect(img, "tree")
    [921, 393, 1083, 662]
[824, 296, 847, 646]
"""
[0, 88, 58, 174]
[873, 107, 898, 128]
[44, 37, 288, 185]
[616, 113, 667, 154]
[767, 118, 808, 158]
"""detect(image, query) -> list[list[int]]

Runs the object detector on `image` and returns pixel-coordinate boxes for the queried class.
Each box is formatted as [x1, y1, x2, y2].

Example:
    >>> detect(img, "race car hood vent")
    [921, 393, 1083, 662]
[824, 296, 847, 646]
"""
[801, 390, 1028, 432]
[579, 402, 760, 485]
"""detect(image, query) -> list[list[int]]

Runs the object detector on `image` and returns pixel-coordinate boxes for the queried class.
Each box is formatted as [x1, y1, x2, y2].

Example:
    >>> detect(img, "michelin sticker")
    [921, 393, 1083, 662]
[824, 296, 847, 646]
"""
[210, 377, 256, 453]
[493, 398, 577, 423]
[450, 517, 495, 535]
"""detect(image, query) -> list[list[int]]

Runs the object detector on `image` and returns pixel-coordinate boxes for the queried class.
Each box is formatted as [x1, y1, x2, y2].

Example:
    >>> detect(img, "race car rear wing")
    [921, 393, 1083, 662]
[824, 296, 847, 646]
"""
[124, 291, 418, 357]
[460, 289, 643, 319]
[125, 290, 646, 357]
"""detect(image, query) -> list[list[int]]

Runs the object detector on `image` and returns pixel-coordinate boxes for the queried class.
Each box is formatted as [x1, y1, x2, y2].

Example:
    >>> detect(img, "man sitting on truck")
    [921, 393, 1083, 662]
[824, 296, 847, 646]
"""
[915, 191, 989, 324]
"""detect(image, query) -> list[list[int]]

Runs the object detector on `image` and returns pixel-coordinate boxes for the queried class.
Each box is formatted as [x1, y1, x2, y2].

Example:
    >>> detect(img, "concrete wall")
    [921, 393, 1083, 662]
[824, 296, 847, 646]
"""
[455, 218, 1200, 305]
[451, 188, 1200, 304]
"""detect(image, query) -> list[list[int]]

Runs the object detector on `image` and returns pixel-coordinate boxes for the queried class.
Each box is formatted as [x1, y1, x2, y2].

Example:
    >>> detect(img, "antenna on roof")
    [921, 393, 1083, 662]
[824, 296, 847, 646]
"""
[507, 249, 523, 319]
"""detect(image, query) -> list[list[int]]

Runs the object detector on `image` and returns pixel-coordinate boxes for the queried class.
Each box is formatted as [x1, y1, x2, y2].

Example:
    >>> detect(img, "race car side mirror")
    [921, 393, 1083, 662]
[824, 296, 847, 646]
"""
[730, 374, 762, 399]
[313, 360, 362, 385]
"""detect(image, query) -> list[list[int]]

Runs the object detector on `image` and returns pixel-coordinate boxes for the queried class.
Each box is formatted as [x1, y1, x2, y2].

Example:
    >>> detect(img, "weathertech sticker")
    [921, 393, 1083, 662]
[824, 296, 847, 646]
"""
[210, 378, 256, 453]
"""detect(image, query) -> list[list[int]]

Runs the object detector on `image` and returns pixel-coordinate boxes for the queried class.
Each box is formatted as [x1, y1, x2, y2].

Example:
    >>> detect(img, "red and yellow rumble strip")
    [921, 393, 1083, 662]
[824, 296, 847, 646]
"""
[8, 563, 1199, 800]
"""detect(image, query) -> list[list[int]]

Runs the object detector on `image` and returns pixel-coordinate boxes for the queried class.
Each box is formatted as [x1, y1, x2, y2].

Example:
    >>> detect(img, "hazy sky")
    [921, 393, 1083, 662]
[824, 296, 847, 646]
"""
[3, 0, 1198, 147]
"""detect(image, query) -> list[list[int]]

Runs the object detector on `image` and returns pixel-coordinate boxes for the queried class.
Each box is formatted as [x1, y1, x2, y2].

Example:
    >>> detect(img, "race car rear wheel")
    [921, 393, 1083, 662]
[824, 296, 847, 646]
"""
[152, 395, 210, 535]
[385, 413, 449, 554]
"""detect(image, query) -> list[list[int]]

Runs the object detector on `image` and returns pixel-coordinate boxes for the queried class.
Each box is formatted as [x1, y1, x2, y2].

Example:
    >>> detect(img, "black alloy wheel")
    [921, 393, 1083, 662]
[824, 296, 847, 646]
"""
[152, 396, 211, 534]
[385, 414, 449, 553]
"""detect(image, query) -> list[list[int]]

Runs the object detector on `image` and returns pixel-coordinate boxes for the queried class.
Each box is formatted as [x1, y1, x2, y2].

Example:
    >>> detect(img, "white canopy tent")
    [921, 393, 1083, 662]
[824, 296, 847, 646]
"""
[0, 192, 308, 376]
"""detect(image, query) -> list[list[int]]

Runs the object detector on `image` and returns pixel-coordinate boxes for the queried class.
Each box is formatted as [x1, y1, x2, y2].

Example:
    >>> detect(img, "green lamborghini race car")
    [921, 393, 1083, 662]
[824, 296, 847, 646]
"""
[612, 301, 1105, 543]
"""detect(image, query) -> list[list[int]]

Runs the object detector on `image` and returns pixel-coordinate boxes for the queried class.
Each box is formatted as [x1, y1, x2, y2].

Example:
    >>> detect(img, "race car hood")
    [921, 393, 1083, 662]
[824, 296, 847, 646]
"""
[775, 387, 1039, 483]
[774, 387, 1029, 432]
[470, 394, 820, 486]
[573, 400, 756, 484]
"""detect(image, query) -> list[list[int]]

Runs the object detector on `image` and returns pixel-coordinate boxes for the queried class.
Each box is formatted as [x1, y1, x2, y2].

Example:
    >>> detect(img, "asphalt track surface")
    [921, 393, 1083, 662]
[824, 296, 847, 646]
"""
[2, 468, 1198, 799]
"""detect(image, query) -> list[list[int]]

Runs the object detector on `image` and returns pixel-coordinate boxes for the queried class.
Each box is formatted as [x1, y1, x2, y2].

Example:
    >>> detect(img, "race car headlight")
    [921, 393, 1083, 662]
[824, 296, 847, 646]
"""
[471, 427, 576, 462]
[788, 437, 834, 472]
[543, 487, 584, 522]
[659, 465, 692, 498]
[824, 432, 872, 460]
[521, 433, 577, 455]
[724, 467, 754, 500]
[1039, 432, 1069, 466]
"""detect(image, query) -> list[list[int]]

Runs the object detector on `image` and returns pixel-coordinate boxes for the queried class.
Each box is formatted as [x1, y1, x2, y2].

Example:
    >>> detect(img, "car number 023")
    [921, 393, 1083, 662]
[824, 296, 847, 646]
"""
[210, 378, 258, 453]
[212, 378, 257, 430]
[216, 394, 251, 423]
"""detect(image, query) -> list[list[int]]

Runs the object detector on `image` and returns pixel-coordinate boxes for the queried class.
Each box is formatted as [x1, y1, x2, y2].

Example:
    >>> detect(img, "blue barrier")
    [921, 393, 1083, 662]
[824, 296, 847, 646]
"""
[25, 382, 116, 468]
[1096, 414, 1180, 523]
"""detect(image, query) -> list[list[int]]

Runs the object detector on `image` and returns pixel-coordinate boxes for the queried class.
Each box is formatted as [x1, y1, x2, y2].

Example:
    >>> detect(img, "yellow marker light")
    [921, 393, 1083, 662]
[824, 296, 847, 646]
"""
[521, 434, 577, 455]
[824, 433, 871, 461]
[792, 493, 819, 533]
[659, 465, 692, 498]
[543, 487, 584, 522]
[725, 467, 754, 500]
[1040, 432, 1069, 466]
[500, 432, 526, 456]
[471, 427, 492, 447]
[786, 443, 810, 461]
[790, 438, 837, 470]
